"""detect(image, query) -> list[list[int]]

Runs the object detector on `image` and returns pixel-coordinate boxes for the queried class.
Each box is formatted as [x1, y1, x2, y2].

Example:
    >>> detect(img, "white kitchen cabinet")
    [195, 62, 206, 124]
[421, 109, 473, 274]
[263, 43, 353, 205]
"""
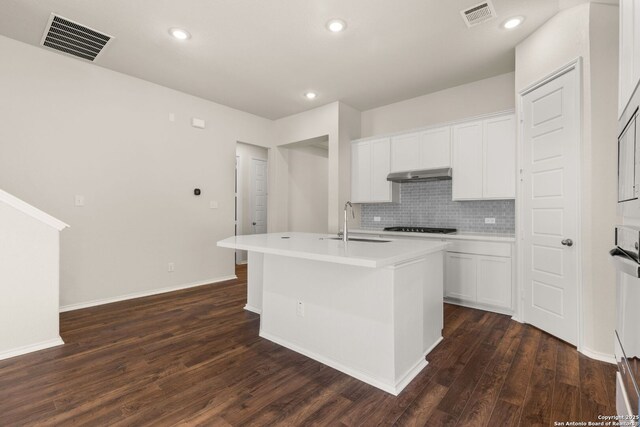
[452, 120, 484, 199]
[420, 127, 451, 169]
[351, 138, 398, 203]
[445, 253, 477, 301]
[452, 114, 515, 200]
[445, 241, 513, 313]
[619, 0, 640, 117]
[483, 115, 516, 199]
[391, 132, 421, 172]
[477, 255, 512, 309]
[391, 127, 451, 172]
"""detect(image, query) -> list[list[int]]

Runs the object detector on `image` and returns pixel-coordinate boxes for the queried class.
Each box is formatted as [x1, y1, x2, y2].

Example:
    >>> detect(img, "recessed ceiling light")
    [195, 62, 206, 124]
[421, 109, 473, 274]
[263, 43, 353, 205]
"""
[169, 28, 191, 40]
[326, 19, 347, 33]
[304, 91, 318, 100]
[503, 17, 524, 30]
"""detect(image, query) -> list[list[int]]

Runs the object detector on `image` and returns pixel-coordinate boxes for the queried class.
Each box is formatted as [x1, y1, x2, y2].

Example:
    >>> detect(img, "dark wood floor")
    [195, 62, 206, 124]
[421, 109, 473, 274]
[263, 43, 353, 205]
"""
[0, 265, 616, 426]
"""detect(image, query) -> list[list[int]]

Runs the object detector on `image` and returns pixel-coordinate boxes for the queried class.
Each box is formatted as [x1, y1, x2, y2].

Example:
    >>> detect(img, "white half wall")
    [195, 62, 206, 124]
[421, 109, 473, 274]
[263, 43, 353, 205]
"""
[515, 2, 618, 357]
[360, 72, 516, 137]
[0, 199, 64, 359]
[0, 35, 272, 308]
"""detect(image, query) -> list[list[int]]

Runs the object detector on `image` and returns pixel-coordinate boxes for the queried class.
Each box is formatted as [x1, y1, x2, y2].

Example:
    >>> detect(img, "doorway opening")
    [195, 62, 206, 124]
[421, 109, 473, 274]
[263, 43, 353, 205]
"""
[235, 142, 269, 265]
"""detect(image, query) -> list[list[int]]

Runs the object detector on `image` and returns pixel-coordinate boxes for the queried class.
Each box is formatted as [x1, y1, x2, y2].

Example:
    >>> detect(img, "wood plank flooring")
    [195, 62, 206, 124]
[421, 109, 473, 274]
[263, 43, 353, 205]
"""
[0, 265, 617, 426]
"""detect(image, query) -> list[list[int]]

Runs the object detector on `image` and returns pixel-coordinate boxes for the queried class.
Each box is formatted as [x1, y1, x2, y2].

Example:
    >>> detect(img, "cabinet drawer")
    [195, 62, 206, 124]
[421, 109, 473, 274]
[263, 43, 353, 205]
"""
[446, 240, 511, 257]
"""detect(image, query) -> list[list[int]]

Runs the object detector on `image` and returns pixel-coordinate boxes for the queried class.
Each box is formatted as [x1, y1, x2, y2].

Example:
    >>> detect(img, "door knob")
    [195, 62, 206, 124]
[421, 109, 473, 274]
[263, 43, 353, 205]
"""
[561, 238, 574, 247]
[252, 222, 257, 226]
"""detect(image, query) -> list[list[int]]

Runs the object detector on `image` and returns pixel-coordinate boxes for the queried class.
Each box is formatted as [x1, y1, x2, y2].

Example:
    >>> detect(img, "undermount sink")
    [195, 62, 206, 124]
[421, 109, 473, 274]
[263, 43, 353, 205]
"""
[324, 237, 391, 243]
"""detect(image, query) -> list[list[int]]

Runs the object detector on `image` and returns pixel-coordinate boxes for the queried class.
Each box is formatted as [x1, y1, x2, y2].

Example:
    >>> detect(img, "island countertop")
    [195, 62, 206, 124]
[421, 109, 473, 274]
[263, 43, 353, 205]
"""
[217, 232, 449, 268]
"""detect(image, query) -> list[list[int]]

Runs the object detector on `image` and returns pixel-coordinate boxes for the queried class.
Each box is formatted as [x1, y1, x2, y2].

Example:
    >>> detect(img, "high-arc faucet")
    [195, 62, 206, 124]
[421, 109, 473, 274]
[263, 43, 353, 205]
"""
[343, 201, 355, 243]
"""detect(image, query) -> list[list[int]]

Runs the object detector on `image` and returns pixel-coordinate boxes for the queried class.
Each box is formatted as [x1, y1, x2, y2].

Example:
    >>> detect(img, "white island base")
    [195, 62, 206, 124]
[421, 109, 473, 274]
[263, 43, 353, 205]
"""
[218, 233, 446, 395]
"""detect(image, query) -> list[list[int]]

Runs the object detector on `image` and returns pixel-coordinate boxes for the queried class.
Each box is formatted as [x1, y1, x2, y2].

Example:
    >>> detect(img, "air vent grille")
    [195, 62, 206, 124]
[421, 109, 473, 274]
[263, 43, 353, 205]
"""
[460, 1, 497, 28]
[41, 14, 112, 61]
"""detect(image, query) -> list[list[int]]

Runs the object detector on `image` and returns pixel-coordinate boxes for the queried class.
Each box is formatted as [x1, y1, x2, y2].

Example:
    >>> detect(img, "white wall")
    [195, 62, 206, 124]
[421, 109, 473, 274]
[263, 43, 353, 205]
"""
[0, 200, 63, 358]
[287, 146, 329, 233]
[360, 73, 516, 137]
[515, 2, 618, 357]
[0, 35, 273, 309]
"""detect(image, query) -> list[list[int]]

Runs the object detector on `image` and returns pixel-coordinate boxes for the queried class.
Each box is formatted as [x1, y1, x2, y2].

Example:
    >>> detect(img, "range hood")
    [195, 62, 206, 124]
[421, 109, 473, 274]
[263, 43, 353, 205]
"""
[387, 167, 452, 183]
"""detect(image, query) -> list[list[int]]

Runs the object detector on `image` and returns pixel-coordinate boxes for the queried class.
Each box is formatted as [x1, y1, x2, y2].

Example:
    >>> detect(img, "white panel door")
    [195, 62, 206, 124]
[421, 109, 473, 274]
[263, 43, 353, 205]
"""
[370, 138, 393, 202]
[452, 121, 483, 200]
[351, 141, 371, 203]
[419, 127, 451, 169]
[477, 255, 512, 309]
[391, 132, 421, 172]
[483, 115, 516, 199]
[445, 253, 477, 301]
[251, 158, 268, 234]
[522, 67, 579, 345]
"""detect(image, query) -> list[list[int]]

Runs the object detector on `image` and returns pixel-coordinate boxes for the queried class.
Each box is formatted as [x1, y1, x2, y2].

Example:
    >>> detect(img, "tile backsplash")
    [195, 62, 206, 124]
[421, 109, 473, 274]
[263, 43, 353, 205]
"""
[360, 180, 515, 233]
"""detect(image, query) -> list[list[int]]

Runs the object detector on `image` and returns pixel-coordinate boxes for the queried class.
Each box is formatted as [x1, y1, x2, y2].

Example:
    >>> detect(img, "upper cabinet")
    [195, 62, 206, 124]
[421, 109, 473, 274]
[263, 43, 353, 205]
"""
[390, 127, 451, 172]
[351, 138, 398, 203]
[452, 114, 516, 200]
[619, 0, 640, 117]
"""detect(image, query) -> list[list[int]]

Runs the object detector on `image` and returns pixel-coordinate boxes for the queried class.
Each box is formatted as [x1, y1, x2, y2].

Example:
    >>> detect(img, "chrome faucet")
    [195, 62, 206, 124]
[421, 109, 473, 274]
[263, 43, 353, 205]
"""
[343, 201, 355, 243]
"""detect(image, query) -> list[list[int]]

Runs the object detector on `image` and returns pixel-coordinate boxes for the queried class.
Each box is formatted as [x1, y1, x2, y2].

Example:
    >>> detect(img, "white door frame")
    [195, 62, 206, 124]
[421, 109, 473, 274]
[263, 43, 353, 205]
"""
[516, 57, 584, 352]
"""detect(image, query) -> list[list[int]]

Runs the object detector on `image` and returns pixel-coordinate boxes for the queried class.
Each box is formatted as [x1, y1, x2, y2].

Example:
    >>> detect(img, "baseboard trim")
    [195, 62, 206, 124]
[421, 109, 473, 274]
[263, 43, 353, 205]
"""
[259, 330, 427, 395]
[243, 304, 262, 314]
[0, 337, 65, 361]
[580, 346, 616, 364]
[60, 275, 238, 312]
[444, 298, 514, 317]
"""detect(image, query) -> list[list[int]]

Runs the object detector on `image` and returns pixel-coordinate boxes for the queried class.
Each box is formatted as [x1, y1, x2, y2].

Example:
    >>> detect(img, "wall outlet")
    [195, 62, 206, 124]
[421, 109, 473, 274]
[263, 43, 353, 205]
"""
[296, 301, 305, 317]
[210, 201, 219, 209]
[168, 262, 175, 272]
[74, 195, 84, 207]
[169, 113, 175, 122]
[191, 117, 206, 129]
[485, 218, 496, 224]
[374, 216, 381, 222]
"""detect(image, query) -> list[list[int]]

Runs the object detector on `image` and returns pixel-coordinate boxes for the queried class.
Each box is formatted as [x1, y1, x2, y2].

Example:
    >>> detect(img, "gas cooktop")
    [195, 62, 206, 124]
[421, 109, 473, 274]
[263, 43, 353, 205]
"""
[383, 226, 457, 234]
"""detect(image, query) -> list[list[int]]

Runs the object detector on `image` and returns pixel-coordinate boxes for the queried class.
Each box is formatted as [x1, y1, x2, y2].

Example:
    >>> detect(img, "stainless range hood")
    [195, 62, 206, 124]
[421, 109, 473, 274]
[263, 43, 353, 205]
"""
[386, 167, 452, 183]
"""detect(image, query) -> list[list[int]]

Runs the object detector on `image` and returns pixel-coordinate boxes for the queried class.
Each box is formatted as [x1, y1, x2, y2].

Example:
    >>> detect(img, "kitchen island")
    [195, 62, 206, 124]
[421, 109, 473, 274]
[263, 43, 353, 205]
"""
[217, 232, 448, 395]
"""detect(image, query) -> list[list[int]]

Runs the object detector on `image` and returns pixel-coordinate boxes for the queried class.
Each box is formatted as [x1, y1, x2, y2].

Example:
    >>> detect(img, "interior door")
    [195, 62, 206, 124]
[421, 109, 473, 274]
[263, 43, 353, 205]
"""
[251, 158, 268, 234]
[521, 67, 579, 345]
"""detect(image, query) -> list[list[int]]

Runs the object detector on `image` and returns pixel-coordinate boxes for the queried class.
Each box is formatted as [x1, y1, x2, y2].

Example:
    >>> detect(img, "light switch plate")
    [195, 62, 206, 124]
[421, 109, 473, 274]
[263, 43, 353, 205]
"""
[169, 113, 175, 122]
[74, 195, 84, 207]
[210, 201, 218, 209]
[374, 216, 381, 222]
[485, 217, 496, 224]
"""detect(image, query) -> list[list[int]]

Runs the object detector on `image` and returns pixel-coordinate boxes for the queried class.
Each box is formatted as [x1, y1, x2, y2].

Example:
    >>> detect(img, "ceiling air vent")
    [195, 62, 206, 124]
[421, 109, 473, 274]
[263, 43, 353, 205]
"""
[460, 1, 497, 28]
[40, 14, 113, 61]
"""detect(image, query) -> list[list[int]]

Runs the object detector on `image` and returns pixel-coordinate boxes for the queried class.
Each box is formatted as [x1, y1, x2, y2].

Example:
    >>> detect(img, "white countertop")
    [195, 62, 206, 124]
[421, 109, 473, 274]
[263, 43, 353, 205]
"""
[350, 229, 516, 243]
[217, 232, 449, 268]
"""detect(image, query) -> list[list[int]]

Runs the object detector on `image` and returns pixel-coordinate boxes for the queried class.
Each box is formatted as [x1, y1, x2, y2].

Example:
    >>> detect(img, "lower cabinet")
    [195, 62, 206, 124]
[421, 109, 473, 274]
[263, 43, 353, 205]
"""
[445, 247, 513, 312]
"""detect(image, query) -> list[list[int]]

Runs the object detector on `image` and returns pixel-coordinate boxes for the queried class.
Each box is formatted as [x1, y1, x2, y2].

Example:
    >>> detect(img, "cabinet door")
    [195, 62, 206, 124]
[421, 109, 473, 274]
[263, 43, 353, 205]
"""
[445, 252, 477, 302]
[391, 132, 421, 172]
[483, 115, 516, 199]
[452, 121, 483, 200]
[351, 141, 371, 203]
[419, 127, 451, 169]
[370, 138, 393, 202]
[477, 255, 512, 309]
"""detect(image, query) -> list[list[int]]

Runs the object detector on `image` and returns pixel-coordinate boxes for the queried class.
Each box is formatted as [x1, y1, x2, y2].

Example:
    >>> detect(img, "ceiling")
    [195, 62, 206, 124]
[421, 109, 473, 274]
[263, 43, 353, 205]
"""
[0, 0, 569, 119]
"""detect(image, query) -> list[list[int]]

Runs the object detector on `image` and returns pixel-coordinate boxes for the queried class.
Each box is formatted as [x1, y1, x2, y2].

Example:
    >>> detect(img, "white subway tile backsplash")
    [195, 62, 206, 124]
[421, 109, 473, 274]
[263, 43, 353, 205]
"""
[360, 180, 515, 233]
